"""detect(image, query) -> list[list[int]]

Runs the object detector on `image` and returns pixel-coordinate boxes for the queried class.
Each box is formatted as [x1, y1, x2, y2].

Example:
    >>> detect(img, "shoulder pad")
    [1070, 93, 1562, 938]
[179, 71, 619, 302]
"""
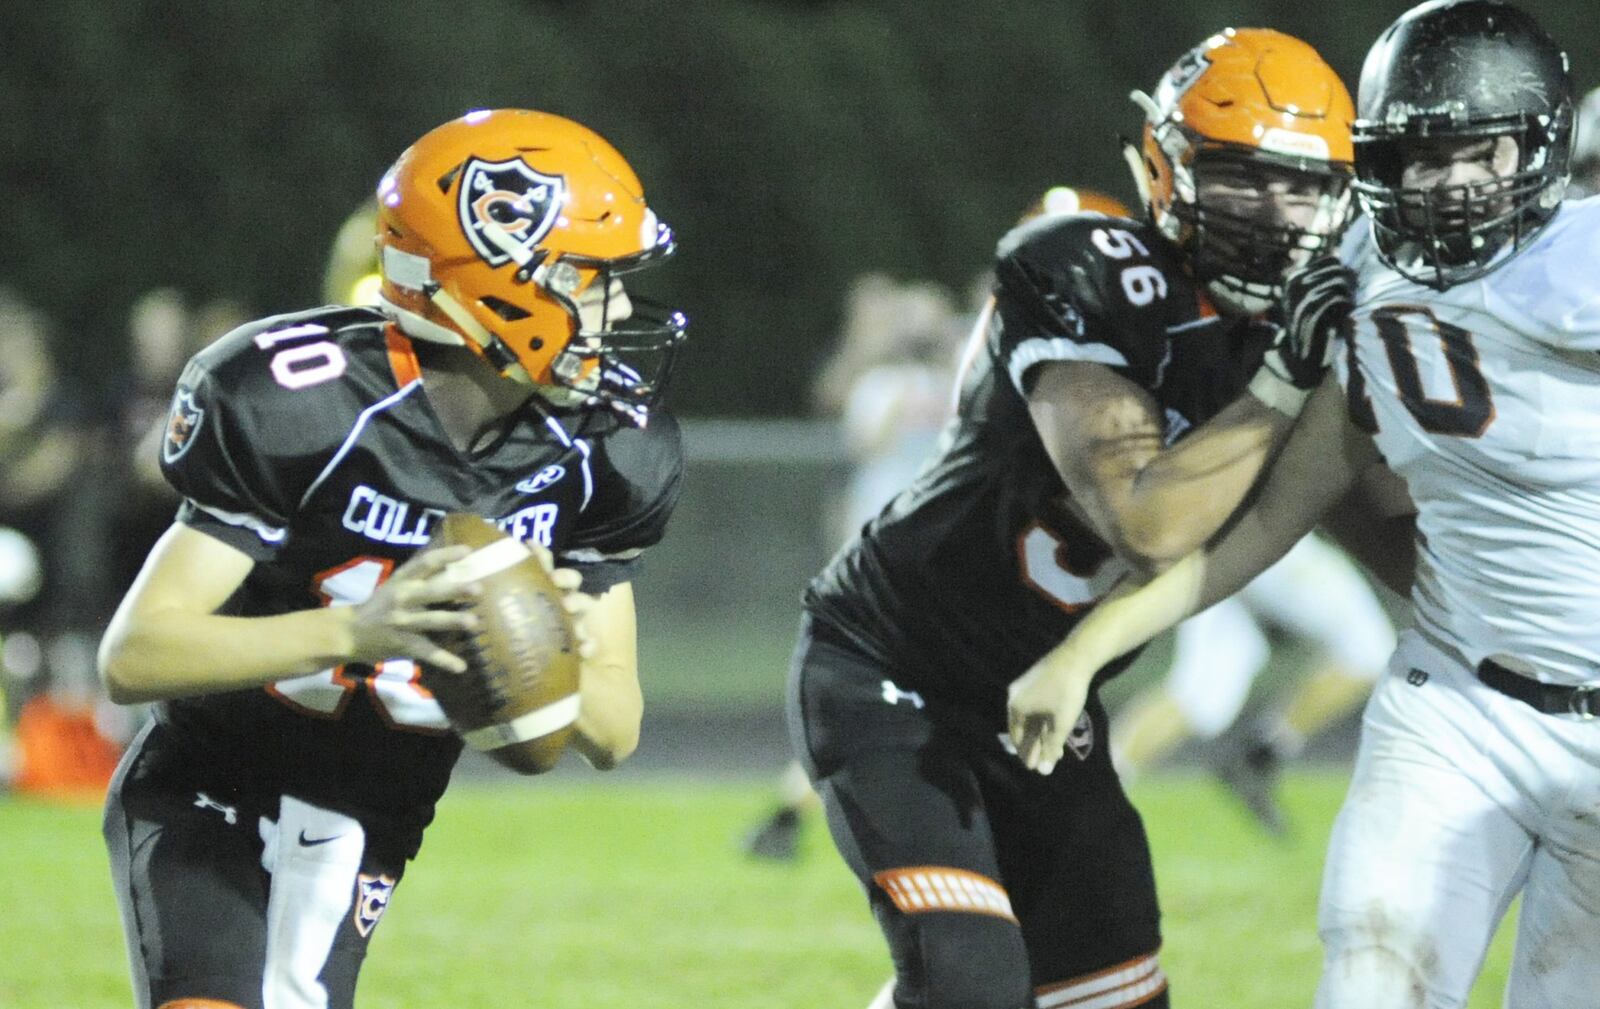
[191, 306, 392, 402]
[991, 214, 1204, 395]
[1487, 199, 1600, 352]
[162, 306, 398, 551]
[561, 408, 684, 570]
[1338, 215, 1374, 267]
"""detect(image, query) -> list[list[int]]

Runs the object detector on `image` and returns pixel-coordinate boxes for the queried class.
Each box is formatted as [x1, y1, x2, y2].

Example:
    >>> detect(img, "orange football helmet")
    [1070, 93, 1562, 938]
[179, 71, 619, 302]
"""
[1129, 28, 1354, 313]
[376, 109, 685, 424]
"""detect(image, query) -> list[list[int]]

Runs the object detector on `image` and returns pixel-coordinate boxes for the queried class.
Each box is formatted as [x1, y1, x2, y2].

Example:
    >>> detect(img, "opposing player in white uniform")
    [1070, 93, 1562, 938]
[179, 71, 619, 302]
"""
[1007, 2, 1600, 1006]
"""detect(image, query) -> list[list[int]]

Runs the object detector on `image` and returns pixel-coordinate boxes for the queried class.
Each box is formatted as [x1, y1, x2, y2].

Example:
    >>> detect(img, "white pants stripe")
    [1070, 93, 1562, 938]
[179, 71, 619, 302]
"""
[260, 796, 367, 1009]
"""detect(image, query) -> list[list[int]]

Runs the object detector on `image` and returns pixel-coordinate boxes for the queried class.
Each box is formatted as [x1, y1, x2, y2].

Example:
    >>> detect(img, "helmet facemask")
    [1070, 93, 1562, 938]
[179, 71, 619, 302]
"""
[1171, 142, 1352, 314]
[470, 217, 686, 427]
[1354, 120, 1570, 290]
[1350, 0, 1575, 290]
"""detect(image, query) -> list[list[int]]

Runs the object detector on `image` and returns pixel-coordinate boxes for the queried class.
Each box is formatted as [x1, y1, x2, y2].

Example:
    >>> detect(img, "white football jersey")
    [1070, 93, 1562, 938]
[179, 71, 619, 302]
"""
[1334, 198, 1600, 685]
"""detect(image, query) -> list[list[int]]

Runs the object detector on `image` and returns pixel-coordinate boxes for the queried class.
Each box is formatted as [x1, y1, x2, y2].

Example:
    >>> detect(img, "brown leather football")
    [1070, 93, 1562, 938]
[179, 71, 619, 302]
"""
[421, 513, 581, 774]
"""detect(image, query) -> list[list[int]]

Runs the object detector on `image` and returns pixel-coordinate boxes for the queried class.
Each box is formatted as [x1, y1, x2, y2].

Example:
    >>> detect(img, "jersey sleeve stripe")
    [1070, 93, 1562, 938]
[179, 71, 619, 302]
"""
[189, 501, 288, 543]
[557, 546, 644, 564]
[1007, 337, 1130, 394]
[297, 380, 421, 510]
[1164, 316, 1218, 335]
[574, 439, 593, 511]
[535, 412, 595, 512]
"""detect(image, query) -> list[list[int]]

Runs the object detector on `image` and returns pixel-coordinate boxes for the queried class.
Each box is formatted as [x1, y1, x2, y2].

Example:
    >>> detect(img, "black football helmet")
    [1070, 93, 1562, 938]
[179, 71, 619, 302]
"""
[1351, 0, 1573, 289]
[1570, 86, 1600, 198]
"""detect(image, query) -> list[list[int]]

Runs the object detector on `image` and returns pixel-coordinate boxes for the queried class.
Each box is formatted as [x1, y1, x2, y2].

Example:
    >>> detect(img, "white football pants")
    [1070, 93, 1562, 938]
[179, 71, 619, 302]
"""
[1165, 534, 1396, 737]
[1315, 629, 1600, 1009]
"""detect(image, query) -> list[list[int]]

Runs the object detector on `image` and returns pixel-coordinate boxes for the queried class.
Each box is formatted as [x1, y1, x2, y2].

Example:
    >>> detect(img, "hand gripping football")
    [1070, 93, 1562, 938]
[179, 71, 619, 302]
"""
[422, 513, 581, 774]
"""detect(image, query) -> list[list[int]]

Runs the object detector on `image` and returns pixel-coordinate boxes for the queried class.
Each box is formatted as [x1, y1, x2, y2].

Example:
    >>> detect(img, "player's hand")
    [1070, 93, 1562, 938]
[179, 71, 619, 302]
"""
[347, 546, 482, 673]
[1268, 255, 1355, 389]
[1006, 655, 1093, 776]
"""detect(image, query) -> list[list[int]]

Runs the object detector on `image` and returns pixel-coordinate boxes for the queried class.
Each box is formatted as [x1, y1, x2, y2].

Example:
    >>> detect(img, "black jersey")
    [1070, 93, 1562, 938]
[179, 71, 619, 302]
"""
[148, 306, 682, 848]
[805, 214, 1274, 720]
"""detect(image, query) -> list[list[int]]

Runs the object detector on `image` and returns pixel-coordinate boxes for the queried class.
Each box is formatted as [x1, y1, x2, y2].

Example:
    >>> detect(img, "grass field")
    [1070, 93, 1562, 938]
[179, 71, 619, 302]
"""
[0, 770, 1516, 1008]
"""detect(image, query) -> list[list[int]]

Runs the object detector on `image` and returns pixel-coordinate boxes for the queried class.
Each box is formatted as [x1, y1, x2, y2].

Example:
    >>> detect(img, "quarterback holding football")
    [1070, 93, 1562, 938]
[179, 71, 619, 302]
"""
[97, 109, 686, 1009]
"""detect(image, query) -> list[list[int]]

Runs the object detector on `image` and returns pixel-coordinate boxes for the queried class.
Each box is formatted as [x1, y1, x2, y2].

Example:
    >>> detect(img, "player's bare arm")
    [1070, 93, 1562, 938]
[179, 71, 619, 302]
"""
[98, 522, 479, 703]
[1028, 251, 1353, 574]
[1029, 359, 1292, 574]
[565, 581, 643, 770]
[1320, 455, 1416, 598]
[1010, 372, 1379, 771]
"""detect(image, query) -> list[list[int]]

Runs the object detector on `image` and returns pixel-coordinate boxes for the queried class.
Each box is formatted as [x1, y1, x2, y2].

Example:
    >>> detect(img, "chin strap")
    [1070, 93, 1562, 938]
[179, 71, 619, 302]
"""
[422, 283, 520, 371]
[1122, 138, 1153, 211]
[1123, 90, 1161, 213]
[378, 243, 522, 371]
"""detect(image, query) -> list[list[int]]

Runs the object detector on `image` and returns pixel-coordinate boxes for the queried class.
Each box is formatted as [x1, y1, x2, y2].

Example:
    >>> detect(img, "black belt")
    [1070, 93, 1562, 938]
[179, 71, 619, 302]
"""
[1476, 658, 1599, 719]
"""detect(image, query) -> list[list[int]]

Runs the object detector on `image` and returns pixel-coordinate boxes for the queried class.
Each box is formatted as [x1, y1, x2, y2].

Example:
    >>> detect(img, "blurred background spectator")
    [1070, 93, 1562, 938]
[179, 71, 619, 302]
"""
[0, 289, 122, 795]
[812, 274, 965, 546]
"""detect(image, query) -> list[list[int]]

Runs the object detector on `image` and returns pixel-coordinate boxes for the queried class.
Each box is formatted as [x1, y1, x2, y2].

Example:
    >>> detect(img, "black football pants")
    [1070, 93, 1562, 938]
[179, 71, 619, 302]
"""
[788, 615, 1169, 1009]
[103, 722, 405, 1009]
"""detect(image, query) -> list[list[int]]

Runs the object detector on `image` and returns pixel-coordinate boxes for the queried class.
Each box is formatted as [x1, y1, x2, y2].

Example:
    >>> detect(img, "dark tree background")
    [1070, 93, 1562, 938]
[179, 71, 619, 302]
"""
[2, 0, 1593, 415]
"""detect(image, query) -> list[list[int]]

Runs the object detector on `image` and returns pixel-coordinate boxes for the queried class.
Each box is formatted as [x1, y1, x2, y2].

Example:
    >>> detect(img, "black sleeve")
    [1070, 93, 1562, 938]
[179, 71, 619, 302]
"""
[159, 328, 348, 561]
[990, 215, 1187, 397]
[560, 410, 685, 593]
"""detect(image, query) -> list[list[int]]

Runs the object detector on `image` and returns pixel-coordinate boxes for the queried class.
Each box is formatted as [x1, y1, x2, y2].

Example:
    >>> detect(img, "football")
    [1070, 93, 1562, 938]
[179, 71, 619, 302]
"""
[422, 513, 582, 774]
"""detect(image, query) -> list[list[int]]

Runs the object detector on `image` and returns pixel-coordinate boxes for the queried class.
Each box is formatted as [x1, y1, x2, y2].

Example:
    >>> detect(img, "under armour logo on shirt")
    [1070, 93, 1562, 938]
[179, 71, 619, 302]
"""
[193, 791, 238, 825]
[881, 680, 926, 709]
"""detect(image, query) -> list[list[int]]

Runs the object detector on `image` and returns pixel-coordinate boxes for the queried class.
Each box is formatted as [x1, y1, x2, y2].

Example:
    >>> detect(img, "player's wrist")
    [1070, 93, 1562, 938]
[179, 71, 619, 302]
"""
[1247, 356, 1312, 417]
[309, 604, 361, 666]
[1037, 641, 1099, 692]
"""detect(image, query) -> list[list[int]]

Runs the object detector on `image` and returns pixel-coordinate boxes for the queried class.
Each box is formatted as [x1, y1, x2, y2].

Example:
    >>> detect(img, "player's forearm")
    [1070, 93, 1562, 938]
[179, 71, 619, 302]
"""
[99, 605, 355, 704]
[571, 658, 643, 770]
[1321, 459, 1418, 598]
[1040, 553, 1211, 690]
[1034, 467, 1328, 695]
[1112, 395, 1292, 570]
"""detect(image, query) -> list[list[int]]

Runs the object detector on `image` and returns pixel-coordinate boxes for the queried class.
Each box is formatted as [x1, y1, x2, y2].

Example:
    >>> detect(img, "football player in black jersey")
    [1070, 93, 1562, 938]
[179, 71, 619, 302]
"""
[790, 30, 1359, 1009]
[97, 109, 686, 1009]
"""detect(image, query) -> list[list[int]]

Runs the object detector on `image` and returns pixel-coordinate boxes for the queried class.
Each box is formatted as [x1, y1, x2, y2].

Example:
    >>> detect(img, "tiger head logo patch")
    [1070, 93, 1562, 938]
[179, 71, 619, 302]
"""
[162, 387, 204, 464]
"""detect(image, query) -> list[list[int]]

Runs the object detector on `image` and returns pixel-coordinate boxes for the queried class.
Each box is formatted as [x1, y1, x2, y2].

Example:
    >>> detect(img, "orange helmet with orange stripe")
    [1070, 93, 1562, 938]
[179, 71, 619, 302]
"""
[375, 109, 685, 425]
[1128, 29, 1355, 313]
